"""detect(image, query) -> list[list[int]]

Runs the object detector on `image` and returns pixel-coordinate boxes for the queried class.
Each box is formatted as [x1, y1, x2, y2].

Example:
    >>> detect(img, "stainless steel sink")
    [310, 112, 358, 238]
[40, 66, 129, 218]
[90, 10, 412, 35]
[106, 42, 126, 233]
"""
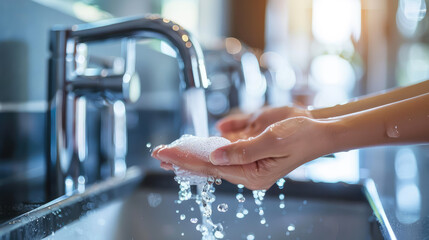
[0, 167, 394, 240]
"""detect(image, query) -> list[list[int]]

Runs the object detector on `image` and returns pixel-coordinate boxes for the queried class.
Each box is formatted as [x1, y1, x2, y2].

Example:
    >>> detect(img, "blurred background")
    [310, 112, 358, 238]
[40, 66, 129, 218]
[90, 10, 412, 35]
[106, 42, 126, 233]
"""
[0, 0, 428, 231]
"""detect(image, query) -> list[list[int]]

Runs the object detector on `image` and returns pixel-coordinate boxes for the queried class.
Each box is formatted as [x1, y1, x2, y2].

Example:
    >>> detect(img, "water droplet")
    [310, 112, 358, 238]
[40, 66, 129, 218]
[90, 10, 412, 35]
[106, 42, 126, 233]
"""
[286, 231, 290, 236]
[180, 214, 186, 220]
[288, 224, 296, 231]
[181, 232, 184, 236]
[260, 217, 266, 224]
[214, 231, 224, 238]
[279, 194, 285, 200]
[279, 203, 285, 209]
[207, 176, 215, 184]
[215, 178, 222, 185]
[276, 178, 286, 189]
[217, 203, 228, 212]
[146, 142, 152, 148]
[236, 193, 245, 202]
[147, 193, 162, 207]
[237, 184, 244, 189]
[176, 210, 179, 213]
[258, 208, 264, 216]
[247, 234, 255, 240]
[243, 209, 249, 215]
[190, 218, 198, 224]
[387, 125, 400, 138]
[236, 212, 245, 218]
[190, 207, 194, 211]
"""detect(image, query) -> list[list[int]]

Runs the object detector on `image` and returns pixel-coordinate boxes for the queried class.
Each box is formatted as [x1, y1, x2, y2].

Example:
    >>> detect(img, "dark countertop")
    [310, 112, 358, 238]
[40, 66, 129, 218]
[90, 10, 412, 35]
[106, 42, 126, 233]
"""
[360, 144, 429, 239]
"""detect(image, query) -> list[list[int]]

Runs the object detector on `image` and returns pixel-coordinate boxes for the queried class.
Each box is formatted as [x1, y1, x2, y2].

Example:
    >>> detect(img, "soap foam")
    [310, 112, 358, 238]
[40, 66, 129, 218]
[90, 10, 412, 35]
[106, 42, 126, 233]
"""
[165, 134, 231, 185]
[167, 134, 231, 161]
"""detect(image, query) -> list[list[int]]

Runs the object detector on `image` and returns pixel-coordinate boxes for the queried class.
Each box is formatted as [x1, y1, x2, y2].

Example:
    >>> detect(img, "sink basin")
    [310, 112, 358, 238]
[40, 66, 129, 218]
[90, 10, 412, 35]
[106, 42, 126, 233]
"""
[0, 167, 394, 240]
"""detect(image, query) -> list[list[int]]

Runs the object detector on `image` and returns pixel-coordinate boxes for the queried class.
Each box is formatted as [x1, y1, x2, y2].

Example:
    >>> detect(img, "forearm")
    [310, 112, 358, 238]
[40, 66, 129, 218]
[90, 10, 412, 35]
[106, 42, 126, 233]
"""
[326, 93, 429, 153]
[311, 80, 429, 119]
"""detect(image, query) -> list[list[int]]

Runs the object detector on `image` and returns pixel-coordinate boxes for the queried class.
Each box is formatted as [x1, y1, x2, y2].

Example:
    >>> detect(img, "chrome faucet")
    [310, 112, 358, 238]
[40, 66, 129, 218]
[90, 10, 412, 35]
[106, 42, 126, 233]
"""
[47, 15, 209, 199]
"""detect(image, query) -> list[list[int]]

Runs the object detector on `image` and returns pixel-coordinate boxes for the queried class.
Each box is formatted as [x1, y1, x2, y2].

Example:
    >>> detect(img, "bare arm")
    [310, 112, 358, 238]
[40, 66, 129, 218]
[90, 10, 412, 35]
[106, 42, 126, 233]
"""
[153, 93, 429, 190]
[327, 92, 429, 152]
[216, 80, 429, 141]
[311, 80, 429, 119]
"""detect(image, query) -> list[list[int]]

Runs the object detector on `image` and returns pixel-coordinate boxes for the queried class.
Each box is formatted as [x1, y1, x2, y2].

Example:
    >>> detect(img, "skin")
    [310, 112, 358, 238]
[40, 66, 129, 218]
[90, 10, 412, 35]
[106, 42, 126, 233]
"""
[216, 106, 312, 142]
[153, 80, 429, 190]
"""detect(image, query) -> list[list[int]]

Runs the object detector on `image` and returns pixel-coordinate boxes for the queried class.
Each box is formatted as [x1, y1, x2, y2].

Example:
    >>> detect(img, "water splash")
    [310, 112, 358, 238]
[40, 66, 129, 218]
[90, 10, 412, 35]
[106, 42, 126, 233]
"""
[236, 193, 246, 203]
[276, 178, 286, 189]
[253, 190, 267, 225]
[235, 185, 247, 219]
[279, 193, 285, 209]
[173, 173, 224, 239]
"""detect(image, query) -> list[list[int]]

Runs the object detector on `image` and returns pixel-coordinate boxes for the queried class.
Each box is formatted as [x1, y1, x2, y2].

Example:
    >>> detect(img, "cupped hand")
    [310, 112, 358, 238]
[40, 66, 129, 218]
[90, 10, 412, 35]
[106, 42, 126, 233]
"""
[153, 117, 333, 190]
[216, 106, 313, 142]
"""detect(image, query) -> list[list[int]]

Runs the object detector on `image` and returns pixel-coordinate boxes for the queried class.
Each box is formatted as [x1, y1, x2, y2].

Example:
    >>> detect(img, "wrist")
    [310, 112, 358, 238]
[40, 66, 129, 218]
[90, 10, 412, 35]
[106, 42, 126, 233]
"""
[319, 117, 348, 154]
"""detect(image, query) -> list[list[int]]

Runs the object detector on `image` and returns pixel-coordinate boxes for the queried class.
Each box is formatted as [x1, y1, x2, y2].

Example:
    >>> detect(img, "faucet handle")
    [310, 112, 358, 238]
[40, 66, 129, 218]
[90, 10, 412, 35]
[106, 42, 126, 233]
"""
[68, 38, 141, 104]
[70, 71, 141, 104]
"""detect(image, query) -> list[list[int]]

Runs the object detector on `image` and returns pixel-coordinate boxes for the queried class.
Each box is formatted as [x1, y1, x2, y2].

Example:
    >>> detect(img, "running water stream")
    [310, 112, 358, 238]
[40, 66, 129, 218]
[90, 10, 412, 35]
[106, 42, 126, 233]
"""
[181, 88, 224, 239]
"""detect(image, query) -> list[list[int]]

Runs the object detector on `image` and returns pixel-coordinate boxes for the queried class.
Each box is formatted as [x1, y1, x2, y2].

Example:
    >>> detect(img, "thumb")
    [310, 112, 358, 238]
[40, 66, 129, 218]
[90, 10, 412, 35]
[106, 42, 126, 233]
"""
[216, 115, 249, 133]
[209, 133, 274, 165]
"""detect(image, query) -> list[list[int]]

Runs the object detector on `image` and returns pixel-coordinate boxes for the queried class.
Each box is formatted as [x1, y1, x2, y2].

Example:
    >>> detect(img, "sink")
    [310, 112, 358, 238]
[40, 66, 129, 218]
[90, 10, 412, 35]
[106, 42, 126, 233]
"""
[0, 167, 394, 240]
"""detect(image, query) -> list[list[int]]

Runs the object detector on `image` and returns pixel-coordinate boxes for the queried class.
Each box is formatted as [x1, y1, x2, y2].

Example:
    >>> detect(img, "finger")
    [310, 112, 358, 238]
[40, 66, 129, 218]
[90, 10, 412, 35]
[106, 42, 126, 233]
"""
[155, 146, 210, 167]
[216, 115, 249, 133]
[160, 162, 174, 171]
[209, 132, 278, 165]
[155, 147, 250, 185]
[151, 144, 167, 158]
[221, 132, 245, 142]
[154, 145, 290, 190]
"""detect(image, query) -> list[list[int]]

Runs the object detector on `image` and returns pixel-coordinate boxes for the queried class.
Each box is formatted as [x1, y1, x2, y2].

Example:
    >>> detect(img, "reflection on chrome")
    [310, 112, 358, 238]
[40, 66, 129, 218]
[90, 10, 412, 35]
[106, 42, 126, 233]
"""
[395, 148, 421, 224]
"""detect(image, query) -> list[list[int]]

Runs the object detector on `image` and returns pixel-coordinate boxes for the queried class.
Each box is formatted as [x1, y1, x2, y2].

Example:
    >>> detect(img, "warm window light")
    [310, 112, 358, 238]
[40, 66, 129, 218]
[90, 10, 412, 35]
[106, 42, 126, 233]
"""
[162, 0, 199, 36]
[310, 54, 356, 91]
[312, 0, 361, 45]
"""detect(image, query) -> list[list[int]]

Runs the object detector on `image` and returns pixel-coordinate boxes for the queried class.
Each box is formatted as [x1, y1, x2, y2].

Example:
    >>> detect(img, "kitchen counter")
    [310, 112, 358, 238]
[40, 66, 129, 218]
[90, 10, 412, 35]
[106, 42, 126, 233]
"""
[360, 144, 429, 239]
